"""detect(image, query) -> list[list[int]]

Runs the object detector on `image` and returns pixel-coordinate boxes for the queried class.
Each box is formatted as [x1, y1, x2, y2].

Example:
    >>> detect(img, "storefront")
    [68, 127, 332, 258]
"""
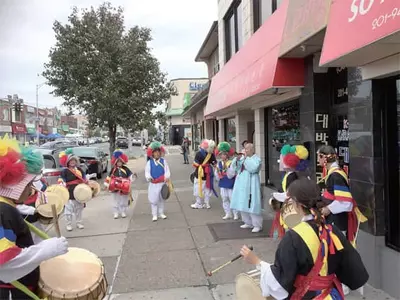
[224, 117, 236, 149]
[0, 125, 12, 138]
[320, 0, 400, 297]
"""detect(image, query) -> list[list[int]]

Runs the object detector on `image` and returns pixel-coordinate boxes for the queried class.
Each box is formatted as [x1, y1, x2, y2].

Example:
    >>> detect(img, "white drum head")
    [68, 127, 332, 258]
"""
[235, 273, 266, 300]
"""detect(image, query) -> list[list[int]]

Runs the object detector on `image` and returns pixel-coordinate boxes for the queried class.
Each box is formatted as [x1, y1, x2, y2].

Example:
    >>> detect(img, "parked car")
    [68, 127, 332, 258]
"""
[116, 137, 128, 148]
[34, 148, 88, 185]
[39, 141, 77, 151]
[72, 147, 108, 179]
[132, 137, 141, 146]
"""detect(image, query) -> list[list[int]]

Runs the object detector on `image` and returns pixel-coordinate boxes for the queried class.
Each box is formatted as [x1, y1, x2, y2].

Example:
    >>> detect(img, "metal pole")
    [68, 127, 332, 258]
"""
[36, 84, 40, 146]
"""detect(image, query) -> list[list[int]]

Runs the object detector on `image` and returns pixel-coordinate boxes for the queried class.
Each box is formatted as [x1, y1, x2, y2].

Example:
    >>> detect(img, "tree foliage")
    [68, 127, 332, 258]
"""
[43, 2, 173, 152]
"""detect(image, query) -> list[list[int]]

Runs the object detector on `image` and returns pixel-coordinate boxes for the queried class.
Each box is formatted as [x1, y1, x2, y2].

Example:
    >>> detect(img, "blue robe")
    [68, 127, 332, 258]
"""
[230, 154, 262, 215]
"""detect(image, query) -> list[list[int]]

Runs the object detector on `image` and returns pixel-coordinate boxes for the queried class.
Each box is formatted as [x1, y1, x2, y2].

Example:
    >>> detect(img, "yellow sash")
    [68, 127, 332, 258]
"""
[193, 153, 211, 198]
[325, 168, 368, 226]
[293, 222, 344, 299]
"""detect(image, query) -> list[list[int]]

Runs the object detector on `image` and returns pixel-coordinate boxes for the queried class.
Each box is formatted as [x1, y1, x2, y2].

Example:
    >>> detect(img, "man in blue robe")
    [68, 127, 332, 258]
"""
[230, 143, 263, 233]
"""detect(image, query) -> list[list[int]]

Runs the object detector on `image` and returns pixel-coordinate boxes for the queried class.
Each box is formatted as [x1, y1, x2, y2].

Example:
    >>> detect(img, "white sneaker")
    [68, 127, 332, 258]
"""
[240, 224, 253, 229]
[204, 203, 211, 209]
[191, 203, 203, 209]
[114, 213, 119, 219]
[121, 212, 127, 218]
[159, 214, 167, 219]
[252, 227, 262, 233]
[77, 223, 84, 229]
[222, 214, 232, 220]
[66, 225, 73, 231]
[152, 216, 158, 222]
[233, 212, 239, 220]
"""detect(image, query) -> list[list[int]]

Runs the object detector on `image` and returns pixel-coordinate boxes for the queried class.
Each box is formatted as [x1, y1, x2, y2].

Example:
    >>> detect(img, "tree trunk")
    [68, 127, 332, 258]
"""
[109, 123, 117, 154]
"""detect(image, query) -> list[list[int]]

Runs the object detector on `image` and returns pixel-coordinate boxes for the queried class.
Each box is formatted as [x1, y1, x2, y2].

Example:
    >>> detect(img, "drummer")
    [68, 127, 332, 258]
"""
[240, 178, 369, 299]
[145, 142, 170, 221]
[270, 144, 309, 239]
[104, 149, 134, 219]
[58, 148, 88, 231]
[16, 147, 48, 244]
[0, 136, 68, 300]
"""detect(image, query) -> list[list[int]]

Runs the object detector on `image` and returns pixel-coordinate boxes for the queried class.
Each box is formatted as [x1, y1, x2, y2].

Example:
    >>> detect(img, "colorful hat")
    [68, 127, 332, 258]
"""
[0, 135, 43, 201]
[280, 144, 309, 171]
[111, 149, 128, 165]
[214, 141, 235, 157]
[200, 139, 216, 153]
[59, 148, 79, 167]
[146, 141, 165, 157]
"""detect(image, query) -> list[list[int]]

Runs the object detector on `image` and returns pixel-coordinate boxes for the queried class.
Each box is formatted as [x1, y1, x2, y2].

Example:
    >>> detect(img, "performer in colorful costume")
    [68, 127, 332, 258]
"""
[145, 142, 170, 221]
[270, 144, 309, 239]
[105, 150, 134, 219]
[191, 139, 217, 209]
[230, 143, 263, 233]
[16, 147, 48, 244]
[317, 145, 367, 247]
[58, 148, 87, 231]
[214, 142, 238, 220]
[0, 135, 68, 299]
[240, 178, 369, 299]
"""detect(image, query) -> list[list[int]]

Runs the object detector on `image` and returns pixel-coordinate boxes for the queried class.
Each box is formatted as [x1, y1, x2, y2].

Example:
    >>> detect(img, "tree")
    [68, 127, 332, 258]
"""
[43, 2, 173, 153]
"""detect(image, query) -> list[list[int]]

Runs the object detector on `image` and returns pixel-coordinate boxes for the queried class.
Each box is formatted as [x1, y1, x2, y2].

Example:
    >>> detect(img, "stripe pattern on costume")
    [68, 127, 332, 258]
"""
[0, 226, 21, 265]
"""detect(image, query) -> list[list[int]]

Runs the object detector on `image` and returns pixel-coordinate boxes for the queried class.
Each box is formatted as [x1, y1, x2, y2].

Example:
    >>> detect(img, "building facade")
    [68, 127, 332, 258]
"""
[182, 21, 220, 150]
[205, 0, 400, 297]
[165, 78, 209, 145]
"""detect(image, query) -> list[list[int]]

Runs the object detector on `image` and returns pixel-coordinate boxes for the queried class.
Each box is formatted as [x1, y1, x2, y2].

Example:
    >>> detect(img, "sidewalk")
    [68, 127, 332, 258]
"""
[107, 153, 394, 300]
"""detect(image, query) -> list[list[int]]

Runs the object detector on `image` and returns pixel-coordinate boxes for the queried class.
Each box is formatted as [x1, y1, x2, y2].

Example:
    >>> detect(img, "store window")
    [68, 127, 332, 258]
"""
[224, 118, 236, 149]
[253, 0, 283, 32]
[267, 102, 300, 188]
[224, 0, 243, 62]
[383, 77, 400, 251]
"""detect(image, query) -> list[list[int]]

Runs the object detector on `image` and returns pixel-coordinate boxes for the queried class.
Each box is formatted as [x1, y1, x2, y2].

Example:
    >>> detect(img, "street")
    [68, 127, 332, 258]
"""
[47, 149, 394, 300]
[96, 143, 144, 158]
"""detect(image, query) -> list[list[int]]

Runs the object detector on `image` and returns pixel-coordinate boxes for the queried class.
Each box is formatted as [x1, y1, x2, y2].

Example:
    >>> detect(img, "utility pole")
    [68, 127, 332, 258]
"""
[36, 76, 46, 146]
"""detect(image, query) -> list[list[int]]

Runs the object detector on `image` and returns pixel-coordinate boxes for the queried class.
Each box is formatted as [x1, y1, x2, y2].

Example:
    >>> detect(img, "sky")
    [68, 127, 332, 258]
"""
[0, 0, 217, 111]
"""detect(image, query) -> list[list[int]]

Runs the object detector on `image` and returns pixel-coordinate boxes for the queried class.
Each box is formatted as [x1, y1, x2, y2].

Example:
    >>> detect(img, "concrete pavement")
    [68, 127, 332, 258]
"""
[49, 149, 395, 300]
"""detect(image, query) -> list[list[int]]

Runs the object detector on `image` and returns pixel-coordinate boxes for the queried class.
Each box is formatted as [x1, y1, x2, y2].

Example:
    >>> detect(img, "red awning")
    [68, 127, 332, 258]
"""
[12, 123, 27, 134]
[320, 0, 400, 67]
[205, 0, 304, 116]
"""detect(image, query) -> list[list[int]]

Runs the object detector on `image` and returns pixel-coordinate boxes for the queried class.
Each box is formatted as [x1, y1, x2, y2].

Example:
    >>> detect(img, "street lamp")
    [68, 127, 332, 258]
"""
[36, 81, 46, 146]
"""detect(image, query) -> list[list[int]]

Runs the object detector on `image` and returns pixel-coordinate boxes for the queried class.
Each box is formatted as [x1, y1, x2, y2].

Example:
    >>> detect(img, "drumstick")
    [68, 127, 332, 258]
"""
[51, 204, 61, 238]
[207, 245, 253, 277]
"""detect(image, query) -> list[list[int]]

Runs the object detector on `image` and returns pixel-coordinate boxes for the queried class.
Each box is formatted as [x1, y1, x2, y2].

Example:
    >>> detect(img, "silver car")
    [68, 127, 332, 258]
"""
[34, 148, 88, 185]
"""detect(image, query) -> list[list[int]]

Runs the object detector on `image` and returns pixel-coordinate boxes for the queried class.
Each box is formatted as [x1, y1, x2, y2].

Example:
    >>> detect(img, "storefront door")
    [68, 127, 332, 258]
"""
[382, 76, 400, 251]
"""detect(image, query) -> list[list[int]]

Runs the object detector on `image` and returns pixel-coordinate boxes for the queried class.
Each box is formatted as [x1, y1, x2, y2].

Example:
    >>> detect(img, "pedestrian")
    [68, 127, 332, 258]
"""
[181, 137, 190, 164]
[191, 139, 217, 209]
[104, 150, 135, 219]
[58, 148, 87, 231]
[145, 142, 170, 221]
[0, 136, 68, 300]
[214, 142, 239, 220]
[230, 143, 263, 233]
[240, 178, 369, 299]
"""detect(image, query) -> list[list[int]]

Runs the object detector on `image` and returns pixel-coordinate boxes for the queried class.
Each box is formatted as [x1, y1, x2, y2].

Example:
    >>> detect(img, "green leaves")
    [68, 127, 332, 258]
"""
[43, 2, 174, 151]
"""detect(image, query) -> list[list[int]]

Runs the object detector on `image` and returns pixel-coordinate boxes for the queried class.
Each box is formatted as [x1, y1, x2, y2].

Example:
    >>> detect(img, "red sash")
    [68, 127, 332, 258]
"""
[66, 168, 87, 186]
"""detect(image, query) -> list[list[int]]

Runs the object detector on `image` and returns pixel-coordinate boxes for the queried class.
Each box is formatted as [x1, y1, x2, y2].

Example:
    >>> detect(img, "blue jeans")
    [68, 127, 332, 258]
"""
[183, 152, 189, 163]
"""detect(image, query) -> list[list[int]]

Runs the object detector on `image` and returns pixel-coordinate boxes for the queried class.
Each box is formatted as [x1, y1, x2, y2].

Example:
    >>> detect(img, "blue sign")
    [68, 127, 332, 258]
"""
[189, 82, 207, 91]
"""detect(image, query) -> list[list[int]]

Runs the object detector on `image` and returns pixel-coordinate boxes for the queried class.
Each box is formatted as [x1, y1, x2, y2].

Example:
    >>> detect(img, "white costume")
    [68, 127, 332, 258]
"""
[145, 157, 170, 220]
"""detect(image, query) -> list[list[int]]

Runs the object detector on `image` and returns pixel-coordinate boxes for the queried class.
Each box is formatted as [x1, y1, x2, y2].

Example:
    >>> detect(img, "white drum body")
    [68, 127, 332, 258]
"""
[236, 269, 274, 300]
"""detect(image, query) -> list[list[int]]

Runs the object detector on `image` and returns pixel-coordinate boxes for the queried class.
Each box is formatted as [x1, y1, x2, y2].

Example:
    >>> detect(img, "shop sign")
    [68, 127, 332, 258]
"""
[189, 82, 207, 91]
[315, 113, 330, 182]
[26, 127, 36, 134]
[280, 0, 332, 56]
[0, 125, 12, 133]
[12, 123, 27, 134]
[321, 0, 400, 65]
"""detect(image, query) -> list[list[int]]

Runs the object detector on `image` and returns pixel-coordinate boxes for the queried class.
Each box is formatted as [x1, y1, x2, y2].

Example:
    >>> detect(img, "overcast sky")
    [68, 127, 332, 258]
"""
[0, 0, 217, 110]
